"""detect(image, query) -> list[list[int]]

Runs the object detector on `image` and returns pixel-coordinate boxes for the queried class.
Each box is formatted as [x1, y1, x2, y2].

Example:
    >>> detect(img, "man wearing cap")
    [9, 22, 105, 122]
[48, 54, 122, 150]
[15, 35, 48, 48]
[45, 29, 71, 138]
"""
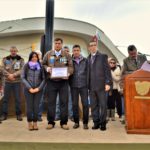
[0, 46, 24, 121]
[87, 37, 112, 131]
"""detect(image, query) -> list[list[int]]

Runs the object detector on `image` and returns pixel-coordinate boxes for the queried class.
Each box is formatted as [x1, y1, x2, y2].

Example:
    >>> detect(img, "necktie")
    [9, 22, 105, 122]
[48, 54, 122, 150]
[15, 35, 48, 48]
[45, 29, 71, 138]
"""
[133, 59, 137, 66]
[91, 55, 95, 64]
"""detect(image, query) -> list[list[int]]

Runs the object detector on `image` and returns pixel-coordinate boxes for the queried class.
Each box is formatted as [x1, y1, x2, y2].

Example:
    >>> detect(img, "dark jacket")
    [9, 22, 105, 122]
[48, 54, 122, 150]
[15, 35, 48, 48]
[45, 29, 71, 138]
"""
[87, 51, 112, 91]
[21, 63, 45, 90]
[69, 56, 88, 88]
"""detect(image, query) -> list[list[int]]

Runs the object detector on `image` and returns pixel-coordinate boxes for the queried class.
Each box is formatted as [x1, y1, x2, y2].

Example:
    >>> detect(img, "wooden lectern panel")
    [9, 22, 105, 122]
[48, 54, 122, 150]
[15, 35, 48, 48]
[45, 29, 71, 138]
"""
[124, 70, 150, 134]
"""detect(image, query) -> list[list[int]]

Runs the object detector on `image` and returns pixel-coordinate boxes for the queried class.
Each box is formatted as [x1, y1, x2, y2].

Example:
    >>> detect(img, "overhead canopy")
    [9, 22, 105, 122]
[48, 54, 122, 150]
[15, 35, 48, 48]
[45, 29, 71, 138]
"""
[0, 17, 125, 64]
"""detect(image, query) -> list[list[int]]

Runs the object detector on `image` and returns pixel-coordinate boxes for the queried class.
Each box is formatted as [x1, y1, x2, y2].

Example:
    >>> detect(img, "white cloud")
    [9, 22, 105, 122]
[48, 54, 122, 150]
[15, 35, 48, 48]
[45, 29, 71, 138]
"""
[0, 0, 150, 57]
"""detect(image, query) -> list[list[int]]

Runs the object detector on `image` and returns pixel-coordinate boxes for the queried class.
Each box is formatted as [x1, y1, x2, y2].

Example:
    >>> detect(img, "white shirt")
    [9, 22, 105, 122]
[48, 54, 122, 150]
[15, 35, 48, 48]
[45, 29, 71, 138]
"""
[55, 50, 61, 57]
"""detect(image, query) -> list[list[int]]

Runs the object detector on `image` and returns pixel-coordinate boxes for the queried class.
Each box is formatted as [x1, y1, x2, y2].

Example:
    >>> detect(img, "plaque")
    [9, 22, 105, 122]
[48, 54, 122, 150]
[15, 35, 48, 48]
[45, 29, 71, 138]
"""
[51, 67, 68, 79]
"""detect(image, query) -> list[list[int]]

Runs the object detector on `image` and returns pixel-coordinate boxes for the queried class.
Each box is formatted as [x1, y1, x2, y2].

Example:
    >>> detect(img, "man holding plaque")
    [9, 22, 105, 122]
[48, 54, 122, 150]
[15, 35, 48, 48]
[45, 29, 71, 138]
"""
[43, 38, 73, 130]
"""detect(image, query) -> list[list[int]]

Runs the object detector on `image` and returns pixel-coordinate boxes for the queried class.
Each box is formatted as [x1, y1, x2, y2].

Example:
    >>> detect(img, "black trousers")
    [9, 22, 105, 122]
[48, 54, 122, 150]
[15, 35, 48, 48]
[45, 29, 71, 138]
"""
[24, 88, 42, 122]
[107, 89, 122, 117]
[90, 90, 107, 126]
[47, 80, 69, 126]
[71, 87, 89, 124]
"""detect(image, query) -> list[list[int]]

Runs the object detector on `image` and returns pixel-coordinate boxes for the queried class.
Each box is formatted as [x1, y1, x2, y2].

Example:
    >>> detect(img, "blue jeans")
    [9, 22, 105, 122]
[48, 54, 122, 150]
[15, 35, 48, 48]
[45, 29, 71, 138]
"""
[2, 82, 22, 116]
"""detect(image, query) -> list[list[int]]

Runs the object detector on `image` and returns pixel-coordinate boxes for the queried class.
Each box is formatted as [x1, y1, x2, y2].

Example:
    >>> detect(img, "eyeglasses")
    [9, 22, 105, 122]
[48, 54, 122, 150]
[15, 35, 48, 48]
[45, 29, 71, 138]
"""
[89, 44, 97, 47]
[11, 51, 17, 52]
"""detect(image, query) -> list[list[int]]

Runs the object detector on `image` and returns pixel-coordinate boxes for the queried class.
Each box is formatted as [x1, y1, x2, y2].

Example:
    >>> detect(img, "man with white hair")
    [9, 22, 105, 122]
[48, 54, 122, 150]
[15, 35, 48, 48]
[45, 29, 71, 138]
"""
[0, 46, 24, 121]
[35, 50, 42, 62]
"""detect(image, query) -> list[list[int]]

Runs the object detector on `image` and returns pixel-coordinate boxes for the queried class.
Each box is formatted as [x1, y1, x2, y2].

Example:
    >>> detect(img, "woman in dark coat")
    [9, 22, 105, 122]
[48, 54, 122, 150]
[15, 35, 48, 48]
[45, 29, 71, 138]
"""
[21, 52, 45, 130]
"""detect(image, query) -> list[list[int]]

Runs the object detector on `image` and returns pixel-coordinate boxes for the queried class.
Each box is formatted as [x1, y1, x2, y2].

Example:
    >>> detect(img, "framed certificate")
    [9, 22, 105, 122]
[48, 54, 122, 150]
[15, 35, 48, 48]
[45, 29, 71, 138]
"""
[51, 67, 68, 79]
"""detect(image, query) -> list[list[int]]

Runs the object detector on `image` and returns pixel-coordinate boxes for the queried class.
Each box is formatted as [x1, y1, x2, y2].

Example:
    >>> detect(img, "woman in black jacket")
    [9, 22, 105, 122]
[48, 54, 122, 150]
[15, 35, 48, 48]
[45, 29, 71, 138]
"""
[21, 52, 45, 131]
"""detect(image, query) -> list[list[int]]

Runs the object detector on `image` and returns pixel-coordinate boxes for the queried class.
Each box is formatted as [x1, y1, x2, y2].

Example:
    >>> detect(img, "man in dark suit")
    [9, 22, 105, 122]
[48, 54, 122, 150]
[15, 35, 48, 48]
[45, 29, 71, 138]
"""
[87, 38, 112, 131]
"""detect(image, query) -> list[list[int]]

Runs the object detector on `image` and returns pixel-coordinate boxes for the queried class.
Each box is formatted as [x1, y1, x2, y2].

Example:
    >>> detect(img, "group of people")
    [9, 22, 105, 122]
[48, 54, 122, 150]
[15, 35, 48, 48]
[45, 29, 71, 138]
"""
[106, 45, 148, 122]
[0, 37, 149, 131]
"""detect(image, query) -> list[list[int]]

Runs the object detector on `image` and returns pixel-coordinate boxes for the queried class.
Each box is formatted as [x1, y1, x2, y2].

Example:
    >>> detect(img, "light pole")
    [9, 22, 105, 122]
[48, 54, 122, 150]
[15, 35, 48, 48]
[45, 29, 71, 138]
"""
[45, 0, 54, 52]
[40, 0, 54, 57]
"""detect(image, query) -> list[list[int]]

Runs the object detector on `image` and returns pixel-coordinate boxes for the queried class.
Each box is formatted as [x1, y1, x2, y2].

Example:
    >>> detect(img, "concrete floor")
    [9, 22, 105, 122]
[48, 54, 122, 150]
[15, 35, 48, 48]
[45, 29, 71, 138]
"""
[0, 117, 150, 143]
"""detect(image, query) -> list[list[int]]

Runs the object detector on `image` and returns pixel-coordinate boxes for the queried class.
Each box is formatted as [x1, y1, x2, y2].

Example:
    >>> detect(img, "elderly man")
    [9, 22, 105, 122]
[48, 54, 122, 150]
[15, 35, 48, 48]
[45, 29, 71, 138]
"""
[0, 46, 24, 121]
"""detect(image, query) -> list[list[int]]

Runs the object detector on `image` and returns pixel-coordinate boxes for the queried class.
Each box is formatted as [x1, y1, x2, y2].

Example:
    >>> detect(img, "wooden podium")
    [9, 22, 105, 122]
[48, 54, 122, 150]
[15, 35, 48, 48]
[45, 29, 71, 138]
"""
[124, 70, 150, 134]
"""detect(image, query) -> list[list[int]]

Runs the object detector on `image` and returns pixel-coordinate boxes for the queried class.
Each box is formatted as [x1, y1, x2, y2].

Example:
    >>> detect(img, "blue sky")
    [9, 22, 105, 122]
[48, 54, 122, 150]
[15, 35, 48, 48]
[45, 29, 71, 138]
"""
[0, 0, 150, 57]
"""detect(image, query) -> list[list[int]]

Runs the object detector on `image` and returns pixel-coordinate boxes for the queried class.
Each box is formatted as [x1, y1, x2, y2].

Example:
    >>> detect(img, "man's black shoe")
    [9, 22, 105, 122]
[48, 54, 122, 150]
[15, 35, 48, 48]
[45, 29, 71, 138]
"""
[17, 115, 23, 121]
[0, 115, 7, 121]
[100, 124, 106, 131]
[73, 123, 79, 129]
[92, 125, 99, 130]
[83, 124, 89, 129]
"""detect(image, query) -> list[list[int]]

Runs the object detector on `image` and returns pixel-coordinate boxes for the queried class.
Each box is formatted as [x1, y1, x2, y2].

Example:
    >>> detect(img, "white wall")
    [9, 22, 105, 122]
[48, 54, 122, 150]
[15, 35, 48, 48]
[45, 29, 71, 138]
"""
[0, 33, 89, 63]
